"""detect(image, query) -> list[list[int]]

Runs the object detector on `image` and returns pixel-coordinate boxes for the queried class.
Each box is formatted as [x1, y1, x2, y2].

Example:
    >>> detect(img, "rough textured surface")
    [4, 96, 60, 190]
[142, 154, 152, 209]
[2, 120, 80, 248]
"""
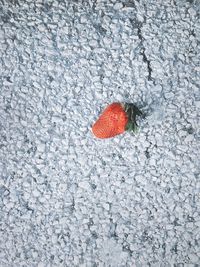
[0, 0, 200, 266]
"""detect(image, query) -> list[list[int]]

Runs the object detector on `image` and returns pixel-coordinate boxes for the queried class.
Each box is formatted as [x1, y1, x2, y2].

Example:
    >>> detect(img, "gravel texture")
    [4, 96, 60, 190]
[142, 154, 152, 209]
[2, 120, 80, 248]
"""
[0, 0, 200, 266]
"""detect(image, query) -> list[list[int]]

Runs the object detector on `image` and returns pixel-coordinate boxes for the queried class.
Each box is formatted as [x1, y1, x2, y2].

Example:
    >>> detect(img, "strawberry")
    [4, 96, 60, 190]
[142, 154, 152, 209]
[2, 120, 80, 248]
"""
[92, 102, 142, 139]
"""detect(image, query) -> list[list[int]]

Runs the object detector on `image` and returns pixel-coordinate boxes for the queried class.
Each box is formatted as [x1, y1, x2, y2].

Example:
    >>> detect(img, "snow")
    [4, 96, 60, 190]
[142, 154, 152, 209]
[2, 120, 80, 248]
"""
[0, 0, 200, 266]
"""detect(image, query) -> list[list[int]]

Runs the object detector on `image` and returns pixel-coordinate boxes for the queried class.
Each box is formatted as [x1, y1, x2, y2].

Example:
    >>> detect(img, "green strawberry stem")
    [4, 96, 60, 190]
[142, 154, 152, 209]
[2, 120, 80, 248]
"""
[124, 103, 143, 132]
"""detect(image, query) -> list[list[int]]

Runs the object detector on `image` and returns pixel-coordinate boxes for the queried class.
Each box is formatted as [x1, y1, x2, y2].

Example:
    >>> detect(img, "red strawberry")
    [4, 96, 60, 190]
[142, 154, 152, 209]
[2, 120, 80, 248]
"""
[92, 102, 142, 139]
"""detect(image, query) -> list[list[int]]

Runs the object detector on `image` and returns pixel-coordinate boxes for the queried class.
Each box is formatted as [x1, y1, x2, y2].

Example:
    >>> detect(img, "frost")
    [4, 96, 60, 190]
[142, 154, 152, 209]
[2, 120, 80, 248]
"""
[0, 0, 199, 266]
[99, 239, 125, 267]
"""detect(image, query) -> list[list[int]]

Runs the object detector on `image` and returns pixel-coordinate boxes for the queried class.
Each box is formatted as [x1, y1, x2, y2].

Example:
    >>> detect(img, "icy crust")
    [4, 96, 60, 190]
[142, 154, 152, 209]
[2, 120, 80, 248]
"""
[0, 0, 200, 266]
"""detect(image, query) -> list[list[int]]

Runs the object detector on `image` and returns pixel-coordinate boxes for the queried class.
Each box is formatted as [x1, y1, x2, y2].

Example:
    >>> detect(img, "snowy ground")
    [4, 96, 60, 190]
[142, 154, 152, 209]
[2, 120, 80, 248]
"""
[0, 0, 200, 266]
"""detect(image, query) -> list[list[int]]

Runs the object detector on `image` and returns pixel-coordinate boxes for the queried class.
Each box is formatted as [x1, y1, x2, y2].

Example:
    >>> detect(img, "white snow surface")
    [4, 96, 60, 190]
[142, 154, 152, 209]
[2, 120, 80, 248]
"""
[0, 0, 200, 266]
